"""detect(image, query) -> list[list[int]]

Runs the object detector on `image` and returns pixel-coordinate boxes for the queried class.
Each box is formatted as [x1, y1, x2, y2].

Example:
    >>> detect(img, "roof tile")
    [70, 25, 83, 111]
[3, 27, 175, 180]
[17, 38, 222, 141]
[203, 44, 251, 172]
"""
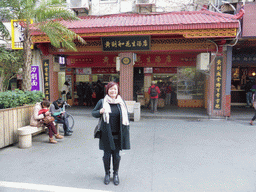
[32, 10, 239, 35]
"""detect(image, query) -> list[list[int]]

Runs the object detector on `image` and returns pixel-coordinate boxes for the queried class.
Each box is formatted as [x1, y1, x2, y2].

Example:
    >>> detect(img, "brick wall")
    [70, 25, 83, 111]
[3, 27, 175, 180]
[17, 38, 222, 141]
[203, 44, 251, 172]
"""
[119, 52, 134, 101]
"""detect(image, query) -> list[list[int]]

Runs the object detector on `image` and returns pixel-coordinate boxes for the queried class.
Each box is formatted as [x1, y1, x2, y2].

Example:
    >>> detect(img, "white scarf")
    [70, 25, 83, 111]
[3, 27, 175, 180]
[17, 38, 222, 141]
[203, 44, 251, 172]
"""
[103, 95, 129, 126]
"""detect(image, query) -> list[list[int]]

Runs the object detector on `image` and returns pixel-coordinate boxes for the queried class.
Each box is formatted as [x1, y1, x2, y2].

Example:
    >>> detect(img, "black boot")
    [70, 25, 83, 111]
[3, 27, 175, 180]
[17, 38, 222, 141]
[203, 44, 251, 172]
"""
[103, 157, 111, 185]
[64, 131, 72, 136]
[113, 156, 121, 185]
[63, 125, 72, 136]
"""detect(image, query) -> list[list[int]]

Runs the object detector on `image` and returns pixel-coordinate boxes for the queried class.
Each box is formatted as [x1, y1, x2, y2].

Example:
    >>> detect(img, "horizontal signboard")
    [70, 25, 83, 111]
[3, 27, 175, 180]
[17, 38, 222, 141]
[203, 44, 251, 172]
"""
[102, 36, 150, 51]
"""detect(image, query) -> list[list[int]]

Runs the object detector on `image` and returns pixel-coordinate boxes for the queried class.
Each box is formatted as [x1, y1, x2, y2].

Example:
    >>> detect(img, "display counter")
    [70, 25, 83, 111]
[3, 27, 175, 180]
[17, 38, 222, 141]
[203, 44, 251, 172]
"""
[231, 90, 246, 105]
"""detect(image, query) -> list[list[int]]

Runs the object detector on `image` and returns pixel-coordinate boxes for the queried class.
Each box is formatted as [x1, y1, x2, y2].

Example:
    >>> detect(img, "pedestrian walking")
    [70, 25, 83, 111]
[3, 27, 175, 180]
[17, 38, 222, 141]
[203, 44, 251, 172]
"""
[242, 78, 253, 107]
[148, 81, 161, 113]
[250, 90, 256, 125]
[92, 81, 130, 185]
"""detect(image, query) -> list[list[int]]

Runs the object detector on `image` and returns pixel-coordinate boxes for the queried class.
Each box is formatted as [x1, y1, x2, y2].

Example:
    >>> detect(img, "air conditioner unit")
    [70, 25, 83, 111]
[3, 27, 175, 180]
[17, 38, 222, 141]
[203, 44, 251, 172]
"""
[196, 53, 210, 71]
[68, 0, 89, 9]
[227, 0, 239, 3]
[120, 1, 133, 13]
[136, 0, 156, 6]
[116, 57, 120, 72]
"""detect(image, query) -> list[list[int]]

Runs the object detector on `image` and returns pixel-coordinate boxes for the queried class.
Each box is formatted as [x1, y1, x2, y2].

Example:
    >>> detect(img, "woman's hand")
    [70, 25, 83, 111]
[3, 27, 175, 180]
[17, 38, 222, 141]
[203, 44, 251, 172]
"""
[45, 111, 51, 116]
[100, 108, 105, 114]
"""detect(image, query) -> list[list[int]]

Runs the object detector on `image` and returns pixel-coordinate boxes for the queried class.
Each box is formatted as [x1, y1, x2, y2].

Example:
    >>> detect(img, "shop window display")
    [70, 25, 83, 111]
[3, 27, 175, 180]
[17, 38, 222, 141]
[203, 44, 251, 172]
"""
[177, 67, 204, 100]
[92, 74, 119, 84]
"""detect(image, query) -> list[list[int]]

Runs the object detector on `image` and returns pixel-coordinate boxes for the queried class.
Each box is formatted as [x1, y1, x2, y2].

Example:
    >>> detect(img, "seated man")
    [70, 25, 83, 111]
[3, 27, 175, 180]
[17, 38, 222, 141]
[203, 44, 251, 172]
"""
[50, 98, 73, 136]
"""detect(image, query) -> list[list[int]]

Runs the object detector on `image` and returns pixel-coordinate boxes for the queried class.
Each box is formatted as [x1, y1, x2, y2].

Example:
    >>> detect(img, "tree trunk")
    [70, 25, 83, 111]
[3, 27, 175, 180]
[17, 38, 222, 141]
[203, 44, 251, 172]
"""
[0, 77, 3, 92]
[22, 30, 32, 92]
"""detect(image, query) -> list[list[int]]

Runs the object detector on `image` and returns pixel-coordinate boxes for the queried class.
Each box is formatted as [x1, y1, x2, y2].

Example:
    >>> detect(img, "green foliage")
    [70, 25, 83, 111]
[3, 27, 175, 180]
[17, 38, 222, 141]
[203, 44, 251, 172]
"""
[0, 0, 86, 91]
[0, 0, 85, 52]
[0, 22, 10, 39]
[0, 90, 44, 109]
[0, 46, 24, 92]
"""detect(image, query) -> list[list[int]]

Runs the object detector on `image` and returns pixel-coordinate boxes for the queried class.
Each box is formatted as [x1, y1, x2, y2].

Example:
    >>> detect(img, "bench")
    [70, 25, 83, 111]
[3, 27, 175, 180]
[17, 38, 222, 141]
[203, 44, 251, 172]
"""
[125, 101, 141, 122]
[17, 123, 60, 149]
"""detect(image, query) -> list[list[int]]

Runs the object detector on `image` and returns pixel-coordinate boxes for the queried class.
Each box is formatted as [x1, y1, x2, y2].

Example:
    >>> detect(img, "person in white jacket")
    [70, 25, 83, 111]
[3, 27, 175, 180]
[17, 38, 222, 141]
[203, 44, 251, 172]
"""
[61, 81, 70, 101]
[30, 99, 64, 143]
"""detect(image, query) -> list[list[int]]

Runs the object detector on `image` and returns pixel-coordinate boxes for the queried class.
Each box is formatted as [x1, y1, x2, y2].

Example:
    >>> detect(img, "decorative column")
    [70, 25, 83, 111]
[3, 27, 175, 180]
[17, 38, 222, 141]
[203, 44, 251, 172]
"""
[119, 52, 134, 101]
[207, 42, 229, 117]
[224, 46, 233, 117]
[41, 54, 58, 102]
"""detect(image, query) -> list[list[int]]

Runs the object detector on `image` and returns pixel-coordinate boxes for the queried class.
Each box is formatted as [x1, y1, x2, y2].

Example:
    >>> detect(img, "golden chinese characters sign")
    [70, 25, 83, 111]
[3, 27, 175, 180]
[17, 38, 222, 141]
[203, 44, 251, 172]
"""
[214, 56, 223, 110]
[101, 36, 150, 51]
[43, 60, 50, 101]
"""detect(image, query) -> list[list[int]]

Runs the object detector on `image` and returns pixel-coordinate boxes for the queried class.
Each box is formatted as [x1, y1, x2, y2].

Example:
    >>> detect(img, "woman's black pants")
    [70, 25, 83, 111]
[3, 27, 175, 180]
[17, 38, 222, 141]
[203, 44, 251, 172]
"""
[103, 140, 121, 174]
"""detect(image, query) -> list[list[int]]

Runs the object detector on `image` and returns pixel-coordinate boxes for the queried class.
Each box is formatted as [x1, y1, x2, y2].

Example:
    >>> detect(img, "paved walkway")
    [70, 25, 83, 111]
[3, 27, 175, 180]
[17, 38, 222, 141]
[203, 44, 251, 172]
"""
[67, 105, 255, 121]
[0, 106, 256, 192]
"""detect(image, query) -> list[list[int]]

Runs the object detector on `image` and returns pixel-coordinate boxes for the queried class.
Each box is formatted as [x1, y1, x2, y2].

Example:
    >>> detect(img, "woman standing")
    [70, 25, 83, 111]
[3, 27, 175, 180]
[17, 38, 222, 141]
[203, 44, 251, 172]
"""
[92, 81, 130, 185]
[30, 99, 64, 144]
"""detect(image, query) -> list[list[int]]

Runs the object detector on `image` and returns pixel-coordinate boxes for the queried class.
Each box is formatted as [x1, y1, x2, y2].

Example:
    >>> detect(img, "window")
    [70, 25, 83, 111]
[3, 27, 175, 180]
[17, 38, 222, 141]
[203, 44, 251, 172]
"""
[100, 0, 118, 3]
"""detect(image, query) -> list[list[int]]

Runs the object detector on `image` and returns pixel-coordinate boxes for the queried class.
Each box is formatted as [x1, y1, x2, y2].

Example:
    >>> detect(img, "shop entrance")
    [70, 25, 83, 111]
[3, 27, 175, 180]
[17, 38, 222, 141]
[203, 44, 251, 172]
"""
[134, 67, 144, 101]
[153, 73, 178, 106]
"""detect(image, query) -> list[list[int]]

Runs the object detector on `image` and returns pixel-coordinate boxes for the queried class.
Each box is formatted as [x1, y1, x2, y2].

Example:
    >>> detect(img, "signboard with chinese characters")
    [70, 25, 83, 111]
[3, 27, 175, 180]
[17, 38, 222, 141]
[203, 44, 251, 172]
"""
[67, 54, 197, 68]
[31, 66, 40, 91]
[75, 68, 92, 75]
[153, 67, 177, 73]
[232, 54, 256, 63]
[43, 60, 50, 101]
[11, 19, 33, 50]
[92, 67, 117, 74]
[144, 67, 153, 74]
[76, 75, 89, 82]
[214, 56, 223, 110]
[134, 54, 196, 67]
[102, 36, 150, 51]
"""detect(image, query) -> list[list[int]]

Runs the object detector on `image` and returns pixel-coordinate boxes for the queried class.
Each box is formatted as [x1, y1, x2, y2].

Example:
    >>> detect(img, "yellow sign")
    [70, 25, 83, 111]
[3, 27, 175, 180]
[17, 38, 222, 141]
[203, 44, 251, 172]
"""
[11, 19, 34, 50]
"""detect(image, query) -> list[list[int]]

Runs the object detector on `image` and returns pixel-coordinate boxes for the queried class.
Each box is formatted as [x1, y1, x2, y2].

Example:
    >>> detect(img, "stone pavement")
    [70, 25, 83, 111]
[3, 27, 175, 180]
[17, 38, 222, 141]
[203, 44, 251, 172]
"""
[67, 105, 256, 121]
[0, 107, 256, 191]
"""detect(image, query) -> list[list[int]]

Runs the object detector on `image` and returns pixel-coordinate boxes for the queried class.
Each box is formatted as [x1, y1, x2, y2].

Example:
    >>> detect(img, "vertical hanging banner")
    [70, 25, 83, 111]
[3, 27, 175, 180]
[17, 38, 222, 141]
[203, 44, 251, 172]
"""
[214, 56, 223, 110]
[31, 66, 40, 91]
[43, 60, 50, 101]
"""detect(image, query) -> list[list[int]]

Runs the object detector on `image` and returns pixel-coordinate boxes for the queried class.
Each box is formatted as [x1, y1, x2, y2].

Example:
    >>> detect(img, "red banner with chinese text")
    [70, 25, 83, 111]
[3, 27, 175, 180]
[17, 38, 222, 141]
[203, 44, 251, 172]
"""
[66, 53, 197, 68]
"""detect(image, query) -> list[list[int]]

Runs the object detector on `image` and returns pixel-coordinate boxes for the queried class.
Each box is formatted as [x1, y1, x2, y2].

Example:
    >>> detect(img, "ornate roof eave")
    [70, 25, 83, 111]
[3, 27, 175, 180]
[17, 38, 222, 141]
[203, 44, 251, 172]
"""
[31, 9, 241, 44]
[32, 28, 237, 44]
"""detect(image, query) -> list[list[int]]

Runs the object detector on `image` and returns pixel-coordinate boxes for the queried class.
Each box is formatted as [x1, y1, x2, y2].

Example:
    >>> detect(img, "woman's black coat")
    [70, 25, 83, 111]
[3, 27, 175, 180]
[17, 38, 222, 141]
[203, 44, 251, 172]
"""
[92, 99, 131, 151]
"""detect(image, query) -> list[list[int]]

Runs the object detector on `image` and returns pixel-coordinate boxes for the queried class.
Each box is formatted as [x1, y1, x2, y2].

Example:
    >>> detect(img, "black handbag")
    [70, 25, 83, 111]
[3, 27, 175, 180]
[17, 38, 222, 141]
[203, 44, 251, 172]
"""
[94, 116, 102, 139]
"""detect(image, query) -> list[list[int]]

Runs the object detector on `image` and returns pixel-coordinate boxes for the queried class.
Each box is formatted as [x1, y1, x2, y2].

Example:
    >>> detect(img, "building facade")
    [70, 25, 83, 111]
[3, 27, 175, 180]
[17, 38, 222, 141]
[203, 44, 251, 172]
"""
[31, 2, 243, 117]
[5, 0, 254, 117]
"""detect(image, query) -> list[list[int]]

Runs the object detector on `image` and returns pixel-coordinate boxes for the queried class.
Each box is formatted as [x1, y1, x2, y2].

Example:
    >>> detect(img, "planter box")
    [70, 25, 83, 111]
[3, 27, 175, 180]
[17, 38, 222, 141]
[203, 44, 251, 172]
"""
[0, 105, 35, 149]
